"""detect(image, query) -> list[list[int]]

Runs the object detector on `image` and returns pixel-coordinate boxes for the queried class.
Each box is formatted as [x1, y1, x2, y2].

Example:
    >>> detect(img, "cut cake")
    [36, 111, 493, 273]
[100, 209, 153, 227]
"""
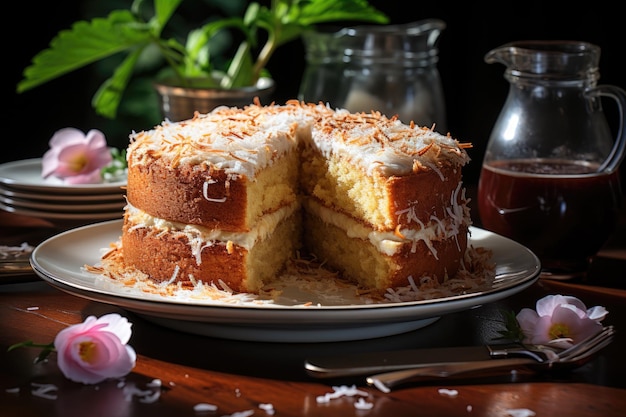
[119, 100, 472, 294]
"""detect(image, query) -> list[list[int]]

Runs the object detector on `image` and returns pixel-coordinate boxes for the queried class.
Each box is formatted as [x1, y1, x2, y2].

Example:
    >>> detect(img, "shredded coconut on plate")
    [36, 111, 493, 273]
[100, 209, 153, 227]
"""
[85, 243, 495, 308]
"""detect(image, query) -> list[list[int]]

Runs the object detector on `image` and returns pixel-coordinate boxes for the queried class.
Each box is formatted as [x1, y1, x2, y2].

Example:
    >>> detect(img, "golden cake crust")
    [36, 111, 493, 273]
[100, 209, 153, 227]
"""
[126, 157, 250, 231]
[121, 221, 246, 288]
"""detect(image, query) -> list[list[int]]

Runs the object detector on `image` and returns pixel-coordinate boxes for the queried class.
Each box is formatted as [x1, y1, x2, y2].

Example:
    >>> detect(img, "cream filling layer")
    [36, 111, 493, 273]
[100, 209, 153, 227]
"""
[303, 197, 468, 259]
[125, 201, 298, 255]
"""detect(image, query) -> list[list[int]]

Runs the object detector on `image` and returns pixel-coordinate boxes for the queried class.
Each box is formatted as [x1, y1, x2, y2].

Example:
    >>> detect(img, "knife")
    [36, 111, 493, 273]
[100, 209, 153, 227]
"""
[304, 343, 545, 379]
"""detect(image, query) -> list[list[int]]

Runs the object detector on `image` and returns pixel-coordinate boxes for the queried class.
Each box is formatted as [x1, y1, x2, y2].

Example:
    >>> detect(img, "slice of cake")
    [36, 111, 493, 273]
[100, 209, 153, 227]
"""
[300, 108, 471, 291]
[122, 104, 305, 293]
[118, 100, 472, 294]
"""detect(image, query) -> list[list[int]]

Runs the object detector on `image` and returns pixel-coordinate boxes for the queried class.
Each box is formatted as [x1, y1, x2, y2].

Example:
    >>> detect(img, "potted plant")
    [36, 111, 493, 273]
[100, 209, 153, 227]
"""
[16, 0, 388, 121]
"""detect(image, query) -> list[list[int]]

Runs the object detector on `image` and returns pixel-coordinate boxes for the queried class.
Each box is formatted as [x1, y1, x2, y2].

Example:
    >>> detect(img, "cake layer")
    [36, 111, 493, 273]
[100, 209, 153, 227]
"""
[121, 203, 301, 293]
[302, 199, 468, 290]
[127, 148, 299, 232]
[300, 146, 466, 231]
[126, 107, 302, 232]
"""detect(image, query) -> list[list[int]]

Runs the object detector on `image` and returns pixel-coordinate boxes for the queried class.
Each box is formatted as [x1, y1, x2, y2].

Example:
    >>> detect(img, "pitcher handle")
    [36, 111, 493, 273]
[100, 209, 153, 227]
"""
[589, 85, 626, 173]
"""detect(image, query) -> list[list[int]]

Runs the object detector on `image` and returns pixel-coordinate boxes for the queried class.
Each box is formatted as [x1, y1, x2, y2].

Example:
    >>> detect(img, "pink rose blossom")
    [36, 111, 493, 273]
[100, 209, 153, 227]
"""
[54, 313, 136, 384]
[516, 294, 608, 349]
[42, 127, 112, 184]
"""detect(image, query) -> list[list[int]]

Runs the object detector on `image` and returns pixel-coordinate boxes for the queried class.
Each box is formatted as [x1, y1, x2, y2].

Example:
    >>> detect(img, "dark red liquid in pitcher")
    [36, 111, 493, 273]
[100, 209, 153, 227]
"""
[477, 159, 623, 276]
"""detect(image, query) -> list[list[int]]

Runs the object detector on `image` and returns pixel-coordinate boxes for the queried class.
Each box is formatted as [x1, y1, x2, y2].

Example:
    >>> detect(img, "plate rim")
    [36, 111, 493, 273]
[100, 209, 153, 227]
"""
[0, 194, 125, 212]
[30, 220, 540, 341]
[0, 201, 123, 220]
[0, 185, 126, 202]
[30, 220, 540, 314]
[0, 158, 126, 194]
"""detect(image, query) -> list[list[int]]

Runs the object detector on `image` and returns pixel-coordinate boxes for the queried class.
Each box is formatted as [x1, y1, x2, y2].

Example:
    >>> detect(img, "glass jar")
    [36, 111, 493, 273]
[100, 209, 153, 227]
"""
[477, 40, 626, 279]
[298, 19, 447, 132]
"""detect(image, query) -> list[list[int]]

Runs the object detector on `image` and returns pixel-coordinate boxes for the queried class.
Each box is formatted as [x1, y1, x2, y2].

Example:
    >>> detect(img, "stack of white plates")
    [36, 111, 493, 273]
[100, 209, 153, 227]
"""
[0, 158, 126, 225]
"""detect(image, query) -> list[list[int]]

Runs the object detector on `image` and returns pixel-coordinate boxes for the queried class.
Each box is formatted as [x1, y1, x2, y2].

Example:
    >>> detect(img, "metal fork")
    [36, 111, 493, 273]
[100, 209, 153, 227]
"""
[367, 326, 616, 393]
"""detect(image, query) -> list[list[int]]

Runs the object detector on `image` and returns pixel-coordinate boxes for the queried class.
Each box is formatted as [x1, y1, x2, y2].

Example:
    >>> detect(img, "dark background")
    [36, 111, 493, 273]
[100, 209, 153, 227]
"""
[6, 0, 625, 186]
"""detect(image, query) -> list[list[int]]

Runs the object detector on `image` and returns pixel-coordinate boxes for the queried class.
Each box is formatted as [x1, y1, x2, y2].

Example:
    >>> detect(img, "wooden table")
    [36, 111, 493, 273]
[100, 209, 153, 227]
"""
[1, 209, 626, 417]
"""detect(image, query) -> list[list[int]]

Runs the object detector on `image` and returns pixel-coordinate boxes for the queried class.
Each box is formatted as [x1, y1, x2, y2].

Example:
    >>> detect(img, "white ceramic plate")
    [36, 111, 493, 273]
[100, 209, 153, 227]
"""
[0, 195, 125, 213]
[0, 159, 126, 194]
[0, 185, 125, 202]
[31, 220, 540, 343]
[0, 201, 123, 221]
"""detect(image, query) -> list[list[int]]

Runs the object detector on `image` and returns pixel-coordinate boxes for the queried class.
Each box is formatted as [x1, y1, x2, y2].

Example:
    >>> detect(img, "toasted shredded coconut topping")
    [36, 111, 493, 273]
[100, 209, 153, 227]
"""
[127, 100, 470, 179]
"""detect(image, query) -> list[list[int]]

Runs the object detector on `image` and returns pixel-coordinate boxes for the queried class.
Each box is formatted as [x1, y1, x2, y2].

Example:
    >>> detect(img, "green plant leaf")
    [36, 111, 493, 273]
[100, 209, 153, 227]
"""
[248, 0, 389, 81]
[93, 48, 145, 119]
[17, 10, 152, 93]
[493, 309, 525, 342]
[222, 42, 255, 88]
[152, 0, 184, 31]
[184, 18, 247, 79]
[298, 0, 390, 25]
[17, 0, 389, 119]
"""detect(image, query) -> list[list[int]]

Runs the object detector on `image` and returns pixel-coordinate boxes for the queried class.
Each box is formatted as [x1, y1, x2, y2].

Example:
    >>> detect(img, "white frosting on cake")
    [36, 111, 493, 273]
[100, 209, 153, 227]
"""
[309, 108, 469, 177]
[127, 102, 470, 180]
[127, 106, 304, 179]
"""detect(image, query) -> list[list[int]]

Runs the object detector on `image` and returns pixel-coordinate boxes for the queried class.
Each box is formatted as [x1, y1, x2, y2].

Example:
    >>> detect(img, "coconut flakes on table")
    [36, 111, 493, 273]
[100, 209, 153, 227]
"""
[221, 411, 254, 417]
[354, 397, 374, 410]
[316, 385, 370, 403]
[121, 381, 162, 404]
[0, 242, 34, 259]
[194, 403, 218, 413]
[505, 409, 536, 417]
[438, 388, 459, 397]
[31, 382, 59, 400]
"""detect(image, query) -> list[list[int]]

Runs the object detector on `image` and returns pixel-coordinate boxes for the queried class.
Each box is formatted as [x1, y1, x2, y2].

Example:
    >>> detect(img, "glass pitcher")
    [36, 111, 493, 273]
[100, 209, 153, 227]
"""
[298, 19, 447, 132]
[477, 40, 626, 280]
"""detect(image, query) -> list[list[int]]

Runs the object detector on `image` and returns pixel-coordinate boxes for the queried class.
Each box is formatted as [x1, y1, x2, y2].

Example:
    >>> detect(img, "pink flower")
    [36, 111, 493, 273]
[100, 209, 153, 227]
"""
[42, 128, 112, 184]
[516, 294, 608, 349]
[54, 313, 136, 384]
